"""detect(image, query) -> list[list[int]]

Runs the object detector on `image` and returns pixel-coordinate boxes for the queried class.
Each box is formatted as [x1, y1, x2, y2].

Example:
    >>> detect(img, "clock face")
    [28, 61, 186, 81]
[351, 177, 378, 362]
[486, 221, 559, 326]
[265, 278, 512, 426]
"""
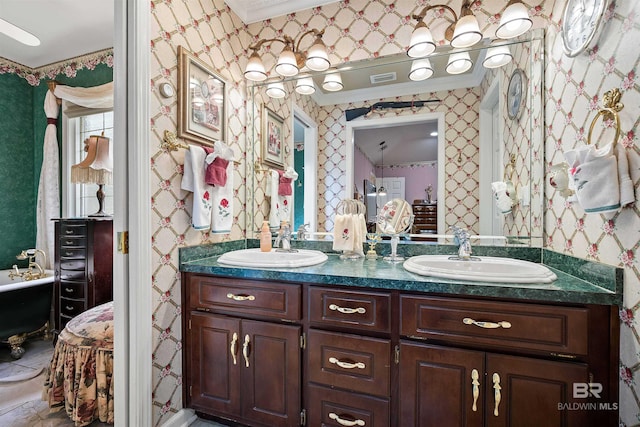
[507, 69, 524, 120]
[562, 0, 608, 57]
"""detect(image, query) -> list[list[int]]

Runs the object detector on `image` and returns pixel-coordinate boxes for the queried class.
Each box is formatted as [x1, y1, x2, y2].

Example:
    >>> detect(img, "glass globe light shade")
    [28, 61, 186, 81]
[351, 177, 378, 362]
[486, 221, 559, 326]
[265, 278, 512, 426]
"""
[482, 45, 513, 68]
[407, 21, 436, 58]
[451, 14, 483, 48]
[322, 73, 343, 92]
[306, 38, 330, 71]
[446, 51, 473, 74]
[295, 77, 315, 95]
[275, 47, 299, 77]
[244, 51, 267, 81]
[409, 58, 434, 81]
[266, 81, 286, 98]
[496, 2, 532, 39]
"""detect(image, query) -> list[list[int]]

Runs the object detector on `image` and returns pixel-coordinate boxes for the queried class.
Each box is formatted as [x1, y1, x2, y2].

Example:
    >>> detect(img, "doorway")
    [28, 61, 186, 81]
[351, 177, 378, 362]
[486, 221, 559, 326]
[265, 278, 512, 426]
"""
[293, 105, 318, 234]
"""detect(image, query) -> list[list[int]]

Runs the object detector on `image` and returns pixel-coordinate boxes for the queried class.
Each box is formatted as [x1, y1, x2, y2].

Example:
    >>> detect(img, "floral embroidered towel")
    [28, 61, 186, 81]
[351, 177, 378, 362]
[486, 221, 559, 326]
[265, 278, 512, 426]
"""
[211, 161, 234, 234]
[181, 145, 213, 230]
[332, 214, 354, 251]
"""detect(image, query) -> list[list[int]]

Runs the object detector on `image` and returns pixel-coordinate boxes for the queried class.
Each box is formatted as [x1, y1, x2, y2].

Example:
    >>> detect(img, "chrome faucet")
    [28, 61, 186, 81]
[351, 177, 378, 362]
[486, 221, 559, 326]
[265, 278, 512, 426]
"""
[274, 223, 296, 252]
[450, 226, 474, 261]
[296, 224, 309, 241]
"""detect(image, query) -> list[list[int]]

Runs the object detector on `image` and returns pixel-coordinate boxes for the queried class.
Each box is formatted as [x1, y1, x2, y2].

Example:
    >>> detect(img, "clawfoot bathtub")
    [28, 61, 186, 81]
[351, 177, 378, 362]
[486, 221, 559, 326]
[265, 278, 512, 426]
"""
[0, 270, 54, 359]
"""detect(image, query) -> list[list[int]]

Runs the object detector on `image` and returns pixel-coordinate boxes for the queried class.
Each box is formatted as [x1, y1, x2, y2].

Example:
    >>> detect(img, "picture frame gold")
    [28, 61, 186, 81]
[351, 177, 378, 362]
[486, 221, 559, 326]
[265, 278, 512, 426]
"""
[177, 46, 226, 146]
[262, 106, 285, 169]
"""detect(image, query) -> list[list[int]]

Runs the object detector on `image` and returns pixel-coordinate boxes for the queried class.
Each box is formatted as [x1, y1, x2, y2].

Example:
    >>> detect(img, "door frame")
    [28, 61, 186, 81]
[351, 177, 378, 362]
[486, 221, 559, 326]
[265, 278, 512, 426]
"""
[292, 104, 318, 234]
[345, 112, 445, 235]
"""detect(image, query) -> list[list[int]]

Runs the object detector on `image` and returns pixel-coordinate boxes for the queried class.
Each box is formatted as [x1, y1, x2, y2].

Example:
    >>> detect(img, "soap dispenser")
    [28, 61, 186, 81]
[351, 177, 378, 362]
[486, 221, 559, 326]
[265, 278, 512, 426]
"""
[260, 221, 272, 252]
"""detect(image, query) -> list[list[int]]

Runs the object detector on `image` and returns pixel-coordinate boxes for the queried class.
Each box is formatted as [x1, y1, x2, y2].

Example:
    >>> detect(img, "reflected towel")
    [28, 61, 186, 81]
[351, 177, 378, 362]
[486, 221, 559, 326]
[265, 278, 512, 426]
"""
[491, 181, 513, 214]
[181, 145, 213, 229]
[266, 169, 291, 228]
[564, 143, 620, 213]
[617, 143, 635, 207]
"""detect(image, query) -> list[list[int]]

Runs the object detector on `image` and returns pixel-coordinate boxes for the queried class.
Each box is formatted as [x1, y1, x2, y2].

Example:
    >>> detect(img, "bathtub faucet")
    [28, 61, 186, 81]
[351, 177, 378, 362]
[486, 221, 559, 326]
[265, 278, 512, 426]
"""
[15, 249, 47, 280]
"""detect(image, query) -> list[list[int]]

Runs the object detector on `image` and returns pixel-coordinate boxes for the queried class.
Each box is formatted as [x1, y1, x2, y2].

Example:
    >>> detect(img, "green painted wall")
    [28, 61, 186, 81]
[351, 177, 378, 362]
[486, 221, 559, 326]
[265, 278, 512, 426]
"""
[0, 64, 112, 270]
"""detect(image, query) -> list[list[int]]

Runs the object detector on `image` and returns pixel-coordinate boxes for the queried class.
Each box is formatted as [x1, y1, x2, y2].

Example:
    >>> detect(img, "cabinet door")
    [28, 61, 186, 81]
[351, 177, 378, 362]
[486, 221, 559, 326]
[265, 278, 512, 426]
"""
[188, 312, 241, 417]
[485, 353, 589, 427]
[241, 319, 301, 427]
[399, 341, 484, 427]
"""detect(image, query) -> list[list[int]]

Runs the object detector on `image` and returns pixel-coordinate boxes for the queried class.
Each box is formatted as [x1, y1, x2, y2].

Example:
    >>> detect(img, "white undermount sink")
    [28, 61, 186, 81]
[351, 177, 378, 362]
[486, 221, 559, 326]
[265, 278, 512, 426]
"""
[403, 255, 557, 284]
[217, 248, 328, 268]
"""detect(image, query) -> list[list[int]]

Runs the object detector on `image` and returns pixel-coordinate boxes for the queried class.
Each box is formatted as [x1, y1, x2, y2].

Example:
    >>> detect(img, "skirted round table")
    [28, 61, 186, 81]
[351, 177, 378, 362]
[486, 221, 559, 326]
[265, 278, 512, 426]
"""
[43, 301, 114, 426]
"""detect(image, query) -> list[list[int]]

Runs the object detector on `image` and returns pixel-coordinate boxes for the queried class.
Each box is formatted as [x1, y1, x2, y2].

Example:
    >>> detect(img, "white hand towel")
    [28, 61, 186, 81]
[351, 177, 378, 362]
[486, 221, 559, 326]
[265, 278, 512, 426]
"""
[266, 169, 280, 229]
[564, 143, 620, 213]
[211, 161, 234, 234]
[491, 181, 513, 214]
[353, 213, 368, 256]
[181, 145, 213, 230]
[617, 143, 635, 207]
[332, 214, 354, 251]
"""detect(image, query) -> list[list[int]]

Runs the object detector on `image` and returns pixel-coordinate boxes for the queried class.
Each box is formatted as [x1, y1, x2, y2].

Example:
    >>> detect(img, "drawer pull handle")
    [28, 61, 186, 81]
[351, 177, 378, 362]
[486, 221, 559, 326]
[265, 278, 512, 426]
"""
[493, 373, 501, 416]
[65, 230, 74, 234]
[328, 412, 365, 426]
[227, 293, 255, 302]
[328, 304, 366, 315]
[65, 240, 74, 245]
[242, 334, 251, 368]
[230, 332, 238, 365]
[471, 369, 480, 412]
[65, 306, 74, 311]
[64, 288, 73, 293]
[463, 317, 511, 329]
[328, 357, 365, 370]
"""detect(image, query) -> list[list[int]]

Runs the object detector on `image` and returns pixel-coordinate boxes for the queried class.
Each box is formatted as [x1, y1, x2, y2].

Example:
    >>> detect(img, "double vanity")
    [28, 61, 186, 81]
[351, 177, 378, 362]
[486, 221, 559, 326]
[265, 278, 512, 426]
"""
[180, 241, 621, 427]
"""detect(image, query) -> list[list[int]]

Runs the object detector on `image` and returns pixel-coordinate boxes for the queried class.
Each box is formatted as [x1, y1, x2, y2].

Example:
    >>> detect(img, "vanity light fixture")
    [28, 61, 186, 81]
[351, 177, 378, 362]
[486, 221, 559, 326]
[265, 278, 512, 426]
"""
[495, 0, 533, 39]
[446, 51, 473, 74]
[407, 0, 482, 57]
[482, 44, 513, 68]
[244, 29, 330, 81]
[409, 58, 434, 81]
[322, 72, 344, 92]
[265, 81, 286, 99]
[295, 76, 316, 95]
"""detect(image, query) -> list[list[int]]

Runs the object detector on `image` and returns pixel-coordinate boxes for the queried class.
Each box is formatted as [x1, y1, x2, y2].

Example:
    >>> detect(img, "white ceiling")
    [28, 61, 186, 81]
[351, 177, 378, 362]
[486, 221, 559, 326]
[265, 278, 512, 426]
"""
[224, 0, 339, 24]
[0, 0, 114, 68]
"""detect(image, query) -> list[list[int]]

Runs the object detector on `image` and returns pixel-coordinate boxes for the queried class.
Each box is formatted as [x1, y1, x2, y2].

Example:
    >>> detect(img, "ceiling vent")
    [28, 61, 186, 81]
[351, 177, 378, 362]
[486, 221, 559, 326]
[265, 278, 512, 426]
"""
[370, 72, 397, 85]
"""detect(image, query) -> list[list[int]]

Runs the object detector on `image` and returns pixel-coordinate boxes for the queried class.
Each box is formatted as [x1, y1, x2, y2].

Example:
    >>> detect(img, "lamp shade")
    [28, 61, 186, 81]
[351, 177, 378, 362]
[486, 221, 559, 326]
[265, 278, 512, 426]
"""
[275, 47, 299, 77]
[407, 21, 436, 58]
[322, 72, 343, 91]
[482, 45, 513, 68]
[265, 82, 286, 98]
[496, 2, 532, 39]
[244, 51, 267, 81]
[446, 51, 473, 74]
[306, 38, 330, 71]
[451, 14, 483, 48]
[295, 77, 315, 95]
[409, 58, 434, 81]
[71, 135, 113, 185]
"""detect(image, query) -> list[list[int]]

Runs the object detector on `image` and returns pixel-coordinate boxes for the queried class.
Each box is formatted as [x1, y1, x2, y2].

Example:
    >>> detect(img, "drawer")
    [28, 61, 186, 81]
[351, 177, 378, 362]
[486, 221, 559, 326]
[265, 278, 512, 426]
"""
[59, 236, 87, 248]
[59, 247, 86, 259]
[307, 383, 390, 427]
[60, 223, 87, 237]
[60, 259, 86, 271]
[188, 275, 301, 321]
[400, 295, 589, 356]
[412, 205, 436, 213]
[60, 269, 86, 281]
[413, 215, 437, 224]
[59, 298, 86, 318]
[307, 329, 390, 397]
[308, 287, 391, 333]
[59, 281, 85, 299]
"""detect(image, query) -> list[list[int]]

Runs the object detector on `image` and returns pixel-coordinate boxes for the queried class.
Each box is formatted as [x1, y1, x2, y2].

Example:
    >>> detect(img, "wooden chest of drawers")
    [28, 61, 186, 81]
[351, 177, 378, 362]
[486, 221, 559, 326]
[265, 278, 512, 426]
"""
[411, 202, 437, 240]
[53, 218, 113, 331]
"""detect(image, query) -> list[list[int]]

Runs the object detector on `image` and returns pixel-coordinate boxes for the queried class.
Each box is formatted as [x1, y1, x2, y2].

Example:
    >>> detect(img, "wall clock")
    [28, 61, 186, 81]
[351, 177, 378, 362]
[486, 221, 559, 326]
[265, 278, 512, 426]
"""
[507, 68, 525, 120]
[561, 0, 610, 57]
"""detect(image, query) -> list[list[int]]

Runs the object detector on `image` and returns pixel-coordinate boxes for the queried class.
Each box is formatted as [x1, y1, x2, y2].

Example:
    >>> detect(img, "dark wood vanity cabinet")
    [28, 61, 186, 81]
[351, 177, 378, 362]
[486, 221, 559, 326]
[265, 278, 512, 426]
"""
[182, 273, 619, 427]
[53, 218, 113, 332]
[183, 275, 302, 427]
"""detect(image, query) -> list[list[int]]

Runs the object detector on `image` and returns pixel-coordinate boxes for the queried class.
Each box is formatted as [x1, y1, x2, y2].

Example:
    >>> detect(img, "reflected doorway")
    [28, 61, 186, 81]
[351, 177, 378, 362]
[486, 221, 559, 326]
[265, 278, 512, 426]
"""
[293, 105, 318, 234]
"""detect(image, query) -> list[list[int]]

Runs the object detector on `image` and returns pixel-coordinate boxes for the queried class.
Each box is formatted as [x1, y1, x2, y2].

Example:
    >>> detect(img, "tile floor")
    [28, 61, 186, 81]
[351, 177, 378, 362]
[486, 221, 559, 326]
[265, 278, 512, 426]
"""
[0, 337, 229, 427]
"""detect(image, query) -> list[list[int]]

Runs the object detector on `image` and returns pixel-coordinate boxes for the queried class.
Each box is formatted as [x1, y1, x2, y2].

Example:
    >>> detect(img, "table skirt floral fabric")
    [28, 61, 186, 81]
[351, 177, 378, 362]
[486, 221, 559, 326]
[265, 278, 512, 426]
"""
[43, 301, 114, 426]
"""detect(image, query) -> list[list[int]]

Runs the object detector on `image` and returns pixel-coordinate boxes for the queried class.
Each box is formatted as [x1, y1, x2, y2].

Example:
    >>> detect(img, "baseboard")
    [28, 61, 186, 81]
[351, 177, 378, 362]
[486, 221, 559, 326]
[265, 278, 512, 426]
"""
[162, 408, 198, 427]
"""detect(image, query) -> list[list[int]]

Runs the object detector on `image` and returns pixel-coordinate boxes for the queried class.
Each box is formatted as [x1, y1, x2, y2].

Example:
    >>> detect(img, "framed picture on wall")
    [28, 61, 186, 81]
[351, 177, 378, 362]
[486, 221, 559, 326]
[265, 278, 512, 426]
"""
[262, 106, 285, 169]
[177, 46, 226, 146]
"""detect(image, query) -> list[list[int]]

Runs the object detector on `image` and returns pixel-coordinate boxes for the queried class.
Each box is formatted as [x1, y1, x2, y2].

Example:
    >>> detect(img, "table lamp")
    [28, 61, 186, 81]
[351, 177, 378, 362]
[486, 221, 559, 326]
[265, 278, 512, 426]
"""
[70, 135, 113, 216]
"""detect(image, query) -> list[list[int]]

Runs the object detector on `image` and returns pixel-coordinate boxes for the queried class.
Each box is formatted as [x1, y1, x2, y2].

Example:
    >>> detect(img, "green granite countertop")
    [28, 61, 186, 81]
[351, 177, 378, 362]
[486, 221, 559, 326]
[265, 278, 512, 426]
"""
[179, 240, 623, 306]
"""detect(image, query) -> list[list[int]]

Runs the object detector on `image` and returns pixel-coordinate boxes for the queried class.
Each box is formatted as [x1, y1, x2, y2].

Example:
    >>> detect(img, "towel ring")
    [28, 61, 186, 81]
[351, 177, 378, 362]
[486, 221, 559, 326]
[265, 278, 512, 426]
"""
[586, 88, 624, 149]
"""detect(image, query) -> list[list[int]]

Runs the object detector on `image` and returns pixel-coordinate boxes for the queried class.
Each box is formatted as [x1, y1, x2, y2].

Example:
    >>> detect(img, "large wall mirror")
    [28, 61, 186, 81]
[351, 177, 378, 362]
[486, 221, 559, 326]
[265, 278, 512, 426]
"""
[247, 29, 544, 247]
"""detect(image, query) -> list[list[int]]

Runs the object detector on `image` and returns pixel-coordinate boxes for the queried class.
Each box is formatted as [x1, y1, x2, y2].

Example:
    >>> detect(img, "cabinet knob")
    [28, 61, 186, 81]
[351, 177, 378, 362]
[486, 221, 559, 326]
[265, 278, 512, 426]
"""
[328, 412, 365, 426]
